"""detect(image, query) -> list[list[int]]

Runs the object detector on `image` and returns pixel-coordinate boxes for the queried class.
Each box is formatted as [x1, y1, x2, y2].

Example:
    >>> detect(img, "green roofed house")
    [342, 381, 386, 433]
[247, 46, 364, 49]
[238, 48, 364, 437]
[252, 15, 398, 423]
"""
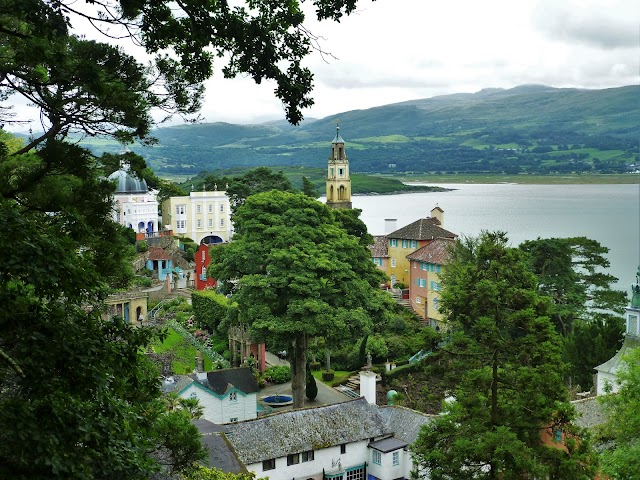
[164, 366, 260, 424]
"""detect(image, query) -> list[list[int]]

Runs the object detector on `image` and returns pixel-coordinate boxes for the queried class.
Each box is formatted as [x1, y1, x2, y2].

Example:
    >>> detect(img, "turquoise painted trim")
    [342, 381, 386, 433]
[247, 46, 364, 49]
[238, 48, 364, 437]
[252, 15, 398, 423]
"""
[345, 464, 365, 472]
[178, 381, 251, 400]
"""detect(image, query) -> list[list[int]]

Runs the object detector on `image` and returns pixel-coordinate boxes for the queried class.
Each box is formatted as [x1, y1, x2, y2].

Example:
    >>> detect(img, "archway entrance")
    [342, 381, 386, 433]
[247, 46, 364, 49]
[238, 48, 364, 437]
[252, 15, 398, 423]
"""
[201, 235, 224, 245]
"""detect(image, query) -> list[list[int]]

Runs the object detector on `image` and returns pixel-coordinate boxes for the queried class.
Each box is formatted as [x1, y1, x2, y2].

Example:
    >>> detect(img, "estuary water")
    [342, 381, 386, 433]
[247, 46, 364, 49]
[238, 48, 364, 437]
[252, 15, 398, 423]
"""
[346, 183, 640, 290]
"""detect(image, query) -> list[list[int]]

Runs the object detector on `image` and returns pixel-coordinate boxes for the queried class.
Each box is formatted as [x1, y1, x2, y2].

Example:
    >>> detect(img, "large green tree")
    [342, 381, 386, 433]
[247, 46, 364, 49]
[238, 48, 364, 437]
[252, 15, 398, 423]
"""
[412, 232, 597, 479]
[1, 0, 374, 476]
[0, 135, 204, 478]
[209, 191, 390, 408]
[520, 237, 626, 388]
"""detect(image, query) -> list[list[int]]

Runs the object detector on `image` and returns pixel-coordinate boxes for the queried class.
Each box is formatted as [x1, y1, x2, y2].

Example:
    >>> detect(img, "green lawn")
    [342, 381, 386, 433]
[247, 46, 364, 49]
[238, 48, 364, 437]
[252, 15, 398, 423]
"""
[152, 328, 214, 374]
[311, 370, 353, 386]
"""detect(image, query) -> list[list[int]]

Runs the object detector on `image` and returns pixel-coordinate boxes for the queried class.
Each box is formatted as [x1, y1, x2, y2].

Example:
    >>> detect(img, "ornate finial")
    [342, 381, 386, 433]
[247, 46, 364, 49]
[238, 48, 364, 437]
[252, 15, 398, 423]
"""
[225, 183, 229, 190]
[191, 184, 194, 191]
[214, 183, 218, 191]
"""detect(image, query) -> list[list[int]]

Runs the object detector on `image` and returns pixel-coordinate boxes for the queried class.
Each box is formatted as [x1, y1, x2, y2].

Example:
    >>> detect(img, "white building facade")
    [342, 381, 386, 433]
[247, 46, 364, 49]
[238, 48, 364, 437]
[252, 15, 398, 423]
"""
[162, 189, 232, 244]
[109, 166, 159, 235]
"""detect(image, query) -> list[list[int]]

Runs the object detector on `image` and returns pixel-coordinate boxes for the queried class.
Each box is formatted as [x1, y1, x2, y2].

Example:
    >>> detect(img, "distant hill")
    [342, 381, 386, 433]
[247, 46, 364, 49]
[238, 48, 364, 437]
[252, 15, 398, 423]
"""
[77, 85, 640, 176]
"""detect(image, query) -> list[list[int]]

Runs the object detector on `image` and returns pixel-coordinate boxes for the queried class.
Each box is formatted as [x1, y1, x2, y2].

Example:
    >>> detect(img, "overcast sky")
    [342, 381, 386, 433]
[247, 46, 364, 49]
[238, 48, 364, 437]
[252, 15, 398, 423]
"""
[7, 0, 639, 131]
[196, 0, 638, 125]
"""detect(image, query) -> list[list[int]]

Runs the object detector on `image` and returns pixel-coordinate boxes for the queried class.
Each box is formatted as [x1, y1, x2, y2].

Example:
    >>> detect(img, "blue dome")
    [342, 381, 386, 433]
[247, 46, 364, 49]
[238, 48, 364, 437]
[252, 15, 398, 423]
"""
[108, 168, 148, 194]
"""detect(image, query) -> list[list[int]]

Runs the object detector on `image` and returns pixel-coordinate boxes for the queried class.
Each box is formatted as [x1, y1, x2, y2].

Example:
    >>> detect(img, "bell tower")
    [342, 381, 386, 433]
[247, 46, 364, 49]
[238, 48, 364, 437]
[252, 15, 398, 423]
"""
[326, 123, 352, 209]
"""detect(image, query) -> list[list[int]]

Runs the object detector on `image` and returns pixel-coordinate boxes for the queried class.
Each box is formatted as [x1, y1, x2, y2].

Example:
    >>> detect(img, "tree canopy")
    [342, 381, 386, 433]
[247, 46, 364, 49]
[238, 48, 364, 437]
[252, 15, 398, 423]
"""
[209, 190, 390, 408]
[520, 237, 626, 389]
[412, 232, 597, 479]
[1, 0, 375, 476]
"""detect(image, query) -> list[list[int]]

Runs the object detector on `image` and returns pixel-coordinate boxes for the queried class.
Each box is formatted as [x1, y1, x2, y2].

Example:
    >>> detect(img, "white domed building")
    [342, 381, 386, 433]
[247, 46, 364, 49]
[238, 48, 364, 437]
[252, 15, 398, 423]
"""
[108, 166, 159, 236]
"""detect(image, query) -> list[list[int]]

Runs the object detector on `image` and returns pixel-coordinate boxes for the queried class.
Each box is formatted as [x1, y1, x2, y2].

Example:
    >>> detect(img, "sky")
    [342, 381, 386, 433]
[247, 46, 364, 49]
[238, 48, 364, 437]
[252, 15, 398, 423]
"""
[6, 0, 639, 131]
[194, 0, 639, 125]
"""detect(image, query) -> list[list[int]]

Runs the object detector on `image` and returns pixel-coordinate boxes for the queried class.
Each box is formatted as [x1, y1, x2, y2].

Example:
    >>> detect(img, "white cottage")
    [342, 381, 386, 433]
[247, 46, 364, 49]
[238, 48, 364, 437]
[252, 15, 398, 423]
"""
[178, 367, 260, 424]
[202, 396, 434, 480]
[595, 267, 640, 395]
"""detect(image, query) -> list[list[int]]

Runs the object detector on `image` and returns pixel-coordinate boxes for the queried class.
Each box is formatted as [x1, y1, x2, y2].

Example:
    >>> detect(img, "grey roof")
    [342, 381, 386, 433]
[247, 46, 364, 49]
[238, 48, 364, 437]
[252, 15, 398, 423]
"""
[332, 126, 345, 144]
[594, 335, 640, 374]
[377, 405, 435, 444]
[571, 397, 608, 429]
[369, 436, 407, 453]
[370, 235, 389, 258]
[201, 432, 248, 474]
[193, 418, 230, 434]
[108, 168, 148, 193]
[162, 375, 194, 394]
[194, 367, 260, 395]
[225, 397, 391, 464]
[406, 237, 455, 264]
[389, 217, 456, 241]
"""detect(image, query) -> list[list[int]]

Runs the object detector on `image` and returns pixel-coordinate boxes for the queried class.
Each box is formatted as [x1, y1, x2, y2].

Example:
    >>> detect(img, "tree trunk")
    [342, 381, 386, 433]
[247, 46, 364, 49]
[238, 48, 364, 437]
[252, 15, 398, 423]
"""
[325, 348, 331, 372]
[489, 349, 499, 480]
[291, 333, 308, 409]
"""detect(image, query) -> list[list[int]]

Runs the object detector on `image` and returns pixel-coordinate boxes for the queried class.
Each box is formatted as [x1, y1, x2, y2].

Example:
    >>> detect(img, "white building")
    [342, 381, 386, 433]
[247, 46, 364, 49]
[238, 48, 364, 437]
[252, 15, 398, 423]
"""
[595, 267, 640, 395]
[161, 189, 232, 245]
[202, 394, 434, 480]
[108, 165, 159, 235]
[170, 367, 260, 424]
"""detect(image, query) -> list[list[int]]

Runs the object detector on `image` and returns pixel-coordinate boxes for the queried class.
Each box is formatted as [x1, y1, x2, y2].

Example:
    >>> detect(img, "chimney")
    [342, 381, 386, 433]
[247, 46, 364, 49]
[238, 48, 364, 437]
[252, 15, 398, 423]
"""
[384, 218, 397, 234]
[430, 206, 444, 226]
[359, 370, 377, 405]
[195, 352, 207, 381]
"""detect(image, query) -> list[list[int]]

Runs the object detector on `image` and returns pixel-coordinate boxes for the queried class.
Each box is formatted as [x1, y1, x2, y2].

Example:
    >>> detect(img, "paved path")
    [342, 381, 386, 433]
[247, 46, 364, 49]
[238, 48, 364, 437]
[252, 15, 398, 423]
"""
[259, 374, 351, 413]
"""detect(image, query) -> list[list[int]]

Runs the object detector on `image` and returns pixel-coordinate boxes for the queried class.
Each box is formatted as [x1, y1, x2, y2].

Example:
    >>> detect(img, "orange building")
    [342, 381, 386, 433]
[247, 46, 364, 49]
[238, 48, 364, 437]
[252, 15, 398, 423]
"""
[407, 237, 455, 328]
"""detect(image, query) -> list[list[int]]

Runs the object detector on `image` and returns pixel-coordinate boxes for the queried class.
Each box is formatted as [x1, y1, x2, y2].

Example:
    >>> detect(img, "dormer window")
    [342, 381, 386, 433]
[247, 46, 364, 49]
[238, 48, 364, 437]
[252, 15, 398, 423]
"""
[229, 391, 237, 402]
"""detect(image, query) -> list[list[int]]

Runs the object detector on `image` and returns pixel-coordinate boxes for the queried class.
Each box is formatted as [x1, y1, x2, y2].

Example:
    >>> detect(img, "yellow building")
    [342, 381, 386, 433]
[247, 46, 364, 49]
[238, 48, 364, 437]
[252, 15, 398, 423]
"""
[383, 208, 456, 287]
[161, 189, 232, 245]
[326, 125, 352, 209]
[103, 291, 149, 325]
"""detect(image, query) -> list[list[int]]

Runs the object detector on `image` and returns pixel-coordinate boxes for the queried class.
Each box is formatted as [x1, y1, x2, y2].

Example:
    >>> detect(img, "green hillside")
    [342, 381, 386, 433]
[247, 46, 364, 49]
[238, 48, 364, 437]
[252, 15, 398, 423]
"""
[78, 85, 640, 176]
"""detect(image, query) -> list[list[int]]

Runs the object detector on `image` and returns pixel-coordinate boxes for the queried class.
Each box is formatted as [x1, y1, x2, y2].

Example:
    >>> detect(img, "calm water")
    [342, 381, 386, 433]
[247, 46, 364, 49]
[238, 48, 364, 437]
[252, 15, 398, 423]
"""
[344, 183, 640, 290]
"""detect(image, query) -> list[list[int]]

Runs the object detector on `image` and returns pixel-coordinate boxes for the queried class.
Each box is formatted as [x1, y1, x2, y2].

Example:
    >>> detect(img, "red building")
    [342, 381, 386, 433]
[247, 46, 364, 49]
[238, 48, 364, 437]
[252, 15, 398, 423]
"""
[194, 243, 217, 290]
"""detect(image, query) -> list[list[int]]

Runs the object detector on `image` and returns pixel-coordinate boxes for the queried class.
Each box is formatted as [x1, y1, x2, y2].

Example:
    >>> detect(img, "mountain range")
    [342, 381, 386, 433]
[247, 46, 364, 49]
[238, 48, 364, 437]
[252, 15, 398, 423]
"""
[80, 84, 640, 176]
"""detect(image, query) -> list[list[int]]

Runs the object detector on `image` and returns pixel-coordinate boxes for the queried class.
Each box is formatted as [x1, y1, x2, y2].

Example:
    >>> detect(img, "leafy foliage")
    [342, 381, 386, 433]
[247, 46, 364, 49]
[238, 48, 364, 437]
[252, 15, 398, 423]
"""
[598, 348, 640, 479]
[209, 190, 391, 407]
[192, 289, 233, 334]
[520, 237, 626, 388]
[412, 232, 597, 479]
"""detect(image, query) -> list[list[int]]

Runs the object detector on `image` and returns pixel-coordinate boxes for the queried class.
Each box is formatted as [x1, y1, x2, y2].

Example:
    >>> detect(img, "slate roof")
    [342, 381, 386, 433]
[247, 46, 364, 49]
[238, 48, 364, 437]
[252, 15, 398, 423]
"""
[388, 217, 456, 241]
[594, 336, 640, 374]
[377, 405, 435, 444]
[225, 397, 391, 464]
[148, 246, 172, 261]
[194, 367, 260, 396]
[572, 397, 608, 429]
[162, 375, 194, 394]
[369, 436, 407, 453]
[370, 235, 389, 258]
[406, 237, 455, 264]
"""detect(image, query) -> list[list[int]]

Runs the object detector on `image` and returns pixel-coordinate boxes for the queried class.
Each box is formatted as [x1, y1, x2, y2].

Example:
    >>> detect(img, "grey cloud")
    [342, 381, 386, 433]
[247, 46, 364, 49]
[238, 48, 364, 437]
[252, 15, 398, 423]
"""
[534, 3, 638, 49]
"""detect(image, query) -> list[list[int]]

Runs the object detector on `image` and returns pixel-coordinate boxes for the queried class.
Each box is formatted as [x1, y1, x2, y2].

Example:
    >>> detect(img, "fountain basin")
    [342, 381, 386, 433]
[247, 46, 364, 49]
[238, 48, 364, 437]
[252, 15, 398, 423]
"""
[261, 394, 293, 407]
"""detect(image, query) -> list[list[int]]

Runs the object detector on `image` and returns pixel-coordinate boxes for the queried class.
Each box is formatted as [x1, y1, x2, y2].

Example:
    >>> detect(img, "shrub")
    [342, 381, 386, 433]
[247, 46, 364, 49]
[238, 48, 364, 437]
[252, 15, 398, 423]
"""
[192, 290, 232, 333]
[305, 365, 318, 400]
[322, 370, 335, 382]
[263, 366, 291, 384]
[136, 240, 148, 252]
[132, 276, 153, 287]
[310, 361, 321, 371]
